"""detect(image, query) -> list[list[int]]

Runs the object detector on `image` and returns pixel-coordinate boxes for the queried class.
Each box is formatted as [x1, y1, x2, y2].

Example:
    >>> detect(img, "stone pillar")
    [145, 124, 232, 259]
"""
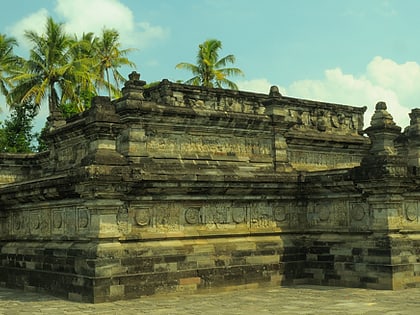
[350, 102, 412, 288]
[356, 102, 405, 231]
[82, 96, 124, 166]
[264, 86, 293, 172]
[405, 108, 420, 168]
[115, 72, 148, 163]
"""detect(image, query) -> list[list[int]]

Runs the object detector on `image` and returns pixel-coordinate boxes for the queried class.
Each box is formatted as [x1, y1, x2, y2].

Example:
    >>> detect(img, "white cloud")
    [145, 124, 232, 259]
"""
[284, 58, 415, 129]
[55, 0, 168, 49]
[7, 8, 49, 49]
[55, 0, 133, 37]
[240, 57, 418, 129]
[8, 0, 168, 51]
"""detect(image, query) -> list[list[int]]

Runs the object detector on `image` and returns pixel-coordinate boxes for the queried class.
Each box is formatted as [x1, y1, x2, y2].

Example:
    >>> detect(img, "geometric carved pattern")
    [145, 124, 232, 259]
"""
[184, 208, 200, 224]
[273, 205, 287, 222]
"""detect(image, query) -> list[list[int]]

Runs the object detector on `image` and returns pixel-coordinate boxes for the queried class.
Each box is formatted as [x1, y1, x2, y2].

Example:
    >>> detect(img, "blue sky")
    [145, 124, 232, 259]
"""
[1, 0, 420, 131]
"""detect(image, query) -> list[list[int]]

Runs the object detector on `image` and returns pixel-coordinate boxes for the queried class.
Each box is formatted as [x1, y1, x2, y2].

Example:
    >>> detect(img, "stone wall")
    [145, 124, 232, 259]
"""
[1, 72, 420, 302]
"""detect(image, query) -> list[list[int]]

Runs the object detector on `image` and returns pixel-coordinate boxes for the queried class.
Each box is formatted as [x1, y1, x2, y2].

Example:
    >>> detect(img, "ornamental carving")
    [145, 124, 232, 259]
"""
[134, 208, 151, 226]
[30, 212, 40, 230]
[250, 205, 272, 228]
[13, 213, 23, 231]
[404, 202, 418, 222]
[350, 203, 367, 221]
[317, 205, 330, 221]
[78, 208, 90, 229]
[52, 211, 63, 229]
[273, 205, 287, 222]
[231, 207, 246, 224]
[185, 208, 200, 224]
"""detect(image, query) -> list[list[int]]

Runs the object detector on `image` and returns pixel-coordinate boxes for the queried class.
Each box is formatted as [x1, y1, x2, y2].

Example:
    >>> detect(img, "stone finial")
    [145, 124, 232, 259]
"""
[369, 101, 396, 128]
[128, 71, 141, 81]
[269, 86, 282, 98]
[121, 71, 146, 100]
[365, 101, 401, 156]
[409, 108, 420, 126]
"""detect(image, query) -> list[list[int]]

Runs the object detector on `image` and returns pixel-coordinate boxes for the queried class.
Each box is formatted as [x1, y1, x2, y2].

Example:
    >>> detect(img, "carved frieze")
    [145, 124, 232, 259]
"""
[307, 201, 349, 228]
[128, 201, 293, 233]
[288, 150, 362, 169]
[289, 108, 361, 135]
[4, 205, 90, 238]
[146, 133, 271, 158]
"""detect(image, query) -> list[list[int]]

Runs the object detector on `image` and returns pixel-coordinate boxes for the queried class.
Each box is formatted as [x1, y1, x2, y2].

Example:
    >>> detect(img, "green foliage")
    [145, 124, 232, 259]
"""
[8, 17, 136, 118]
[61, 88, 95, 118]
[143, 81, 160, 88]
[93, 28, 136, 99]
[0, 17, 137, 152]
[176, 39, 244, 90]
[0, 33, 22, 97]
[34, 124, 49, 152]
[0, 102, 37, 153]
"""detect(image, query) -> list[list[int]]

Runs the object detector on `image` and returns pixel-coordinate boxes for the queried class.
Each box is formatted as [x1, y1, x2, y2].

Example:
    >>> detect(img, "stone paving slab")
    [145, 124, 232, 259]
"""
[1, 285, 420, 315]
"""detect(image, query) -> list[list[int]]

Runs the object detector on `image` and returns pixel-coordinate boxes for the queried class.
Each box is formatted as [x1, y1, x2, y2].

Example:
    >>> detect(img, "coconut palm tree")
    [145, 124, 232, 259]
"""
[93, 28, 136, 99]
[66, 32, 99, 113]
[176, 39, 244, 90]
[0, 33, 22, 97]
[8, 17, 76, 116]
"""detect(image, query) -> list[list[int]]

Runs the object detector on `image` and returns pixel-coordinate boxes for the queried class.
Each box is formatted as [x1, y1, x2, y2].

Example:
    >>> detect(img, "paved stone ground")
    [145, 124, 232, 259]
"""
[1, 285, 420, 315]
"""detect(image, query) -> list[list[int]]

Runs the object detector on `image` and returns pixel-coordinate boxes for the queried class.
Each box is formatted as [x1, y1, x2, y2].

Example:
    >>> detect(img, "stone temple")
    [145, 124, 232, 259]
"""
[1, 72, 420, 303]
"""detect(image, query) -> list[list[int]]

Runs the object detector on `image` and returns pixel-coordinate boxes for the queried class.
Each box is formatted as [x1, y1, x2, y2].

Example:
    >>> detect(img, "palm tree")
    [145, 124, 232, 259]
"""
[93, 28, 136, 99]
[8, 17, 76, 117]
[0, 34, 21, 97]
[66, 32, 99, 113]
[176, 39, 244, 90]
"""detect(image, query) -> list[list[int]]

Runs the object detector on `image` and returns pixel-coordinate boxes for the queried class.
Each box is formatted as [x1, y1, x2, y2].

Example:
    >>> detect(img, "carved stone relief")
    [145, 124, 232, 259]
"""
[128, 201, 293, 233]
[289, 108, 360, 135]
[134, 208, 150, 226]
[349, 202, 370, 230]
[52, 210, 64, 231]
[77, 207, 90, 229]
[404, 201, 419, 222]
[288, 150, 362, 169]
[117, 205, 130, 235]
[147, 133, 271, 157]
[231, 206, 246, 224]
[184, 208, 201, 224]
[306, 201, 349, 228]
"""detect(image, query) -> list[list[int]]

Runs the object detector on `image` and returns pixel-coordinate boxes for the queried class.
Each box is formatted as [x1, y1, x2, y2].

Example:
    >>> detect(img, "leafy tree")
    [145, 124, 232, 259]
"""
[8, 17, 92, 117]
[65, 32, 98, 114]
[176, 39, 244, 90]
[0, 101, 37, 153]
[0, 33, 22, 97]
[93, 28, 136, 99]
